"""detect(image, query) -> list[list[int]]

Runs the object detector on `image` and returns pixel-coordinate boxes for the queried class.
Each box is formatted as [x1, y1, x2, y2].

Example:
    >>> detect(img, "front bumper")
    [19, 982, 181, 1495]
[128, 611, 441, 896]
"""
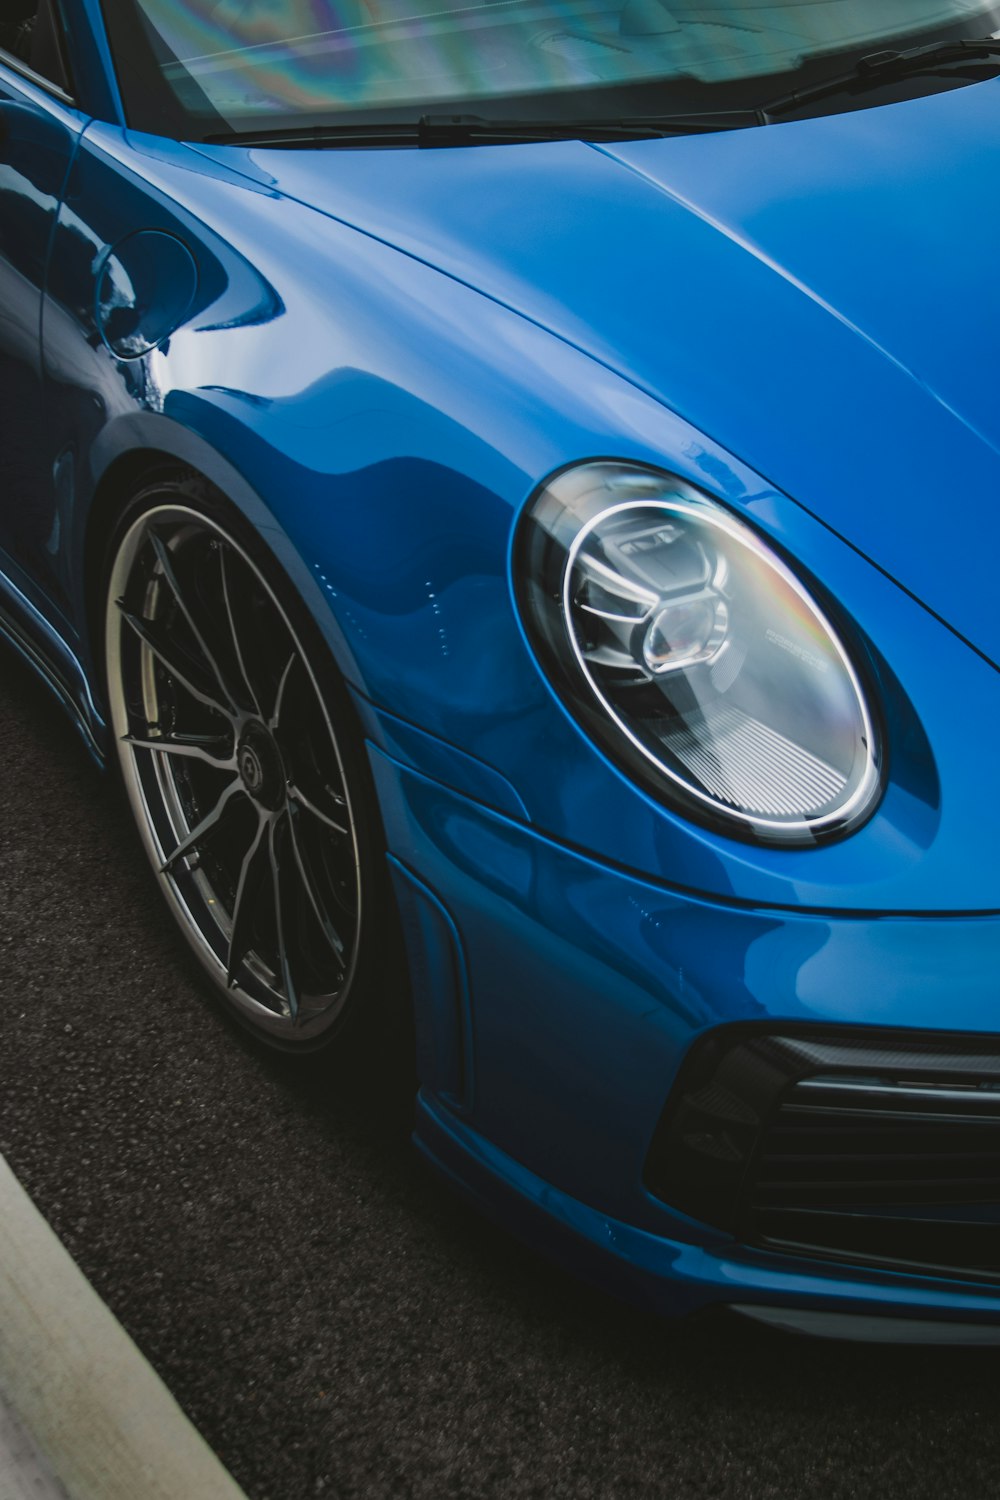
[368, 742, 1000, 1332]
[416, 1090, 1000, 1339]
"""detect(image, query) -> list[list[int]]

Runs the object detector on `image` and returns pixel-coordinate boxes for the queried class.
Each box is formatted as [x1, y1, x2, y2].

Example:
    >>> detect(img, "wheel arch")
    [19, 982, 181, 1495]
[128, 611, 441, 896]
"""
[80, 416, 365, 706]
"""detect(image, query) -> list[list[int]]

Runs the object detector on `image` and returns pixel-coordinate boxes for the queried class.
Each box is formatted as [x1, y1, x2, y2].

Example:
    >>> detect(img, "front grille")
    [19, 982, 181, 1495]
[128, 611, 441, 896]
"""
[645, 1029, 1000, 1285]
[749, 1074, 1000, 1281]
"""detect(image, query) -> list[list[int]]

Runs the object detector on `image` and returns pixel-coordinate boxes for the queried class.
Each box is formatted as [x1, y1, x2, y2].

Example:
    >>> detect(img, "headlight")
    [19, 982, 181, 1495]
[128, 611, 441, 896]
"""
[514, 463, 882, 846]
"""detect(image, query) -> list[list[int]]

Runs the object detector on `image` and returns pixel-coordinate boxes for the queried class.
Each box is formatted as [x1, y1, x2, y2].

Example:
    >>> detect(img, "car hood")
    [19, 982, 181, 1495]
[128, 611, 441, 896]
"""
[210, 78, 1000, 665]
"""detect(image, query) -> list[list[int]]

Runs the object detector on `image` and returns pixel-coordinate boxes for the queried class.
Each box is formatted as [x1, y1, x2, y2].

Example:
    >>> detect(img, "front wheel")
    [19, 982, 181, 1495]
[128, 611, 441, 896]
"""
[103, 477, 395, 1053]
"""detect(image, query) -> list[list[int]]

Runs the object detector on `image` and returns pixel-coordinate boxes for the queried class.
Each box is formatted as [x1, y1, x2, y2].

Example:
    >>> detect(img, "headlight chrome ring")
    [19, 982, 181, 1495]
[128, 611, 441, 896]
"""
[515, 462, 883, 847]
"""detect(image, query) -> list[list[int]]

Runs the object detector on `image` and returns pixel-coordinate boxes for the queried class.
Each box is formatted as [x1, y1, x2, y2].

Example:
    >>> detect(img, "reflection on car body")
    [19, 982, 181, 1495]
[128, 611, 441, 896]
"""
[3, 0, 1000, 1342]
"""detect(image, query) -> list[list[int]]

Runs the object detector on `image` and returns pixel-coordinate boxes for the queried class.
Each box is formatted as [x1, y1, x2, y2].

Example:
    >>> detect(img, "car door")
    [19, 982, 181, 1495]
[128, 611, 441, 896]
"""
[0, 6, 86, 624]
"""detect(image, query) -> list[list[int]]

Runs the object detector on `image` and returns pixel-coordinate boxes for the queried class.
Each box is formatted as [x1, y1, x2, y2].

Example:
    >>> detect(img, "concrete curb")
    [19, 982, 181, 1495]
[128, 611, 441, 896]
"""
[0, 1387, 71, 1499]
[0, 1154, 249, 1500]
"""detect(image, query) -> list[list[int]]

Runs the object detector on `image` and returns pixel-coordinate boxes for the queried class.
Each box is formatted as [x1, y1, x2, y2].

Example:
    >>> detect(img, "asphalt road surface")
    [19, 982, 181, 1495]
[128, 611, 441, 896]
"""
[1, 637, 999, 1500]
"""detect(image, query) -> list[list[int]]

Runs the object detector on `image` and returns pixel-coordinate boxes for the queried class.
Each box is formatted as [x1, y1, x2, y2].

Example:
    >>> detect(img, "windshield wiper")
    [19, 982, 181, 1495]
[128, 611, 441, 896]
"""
[202, 109, 758, 149]
[761, 34, 1000, 119]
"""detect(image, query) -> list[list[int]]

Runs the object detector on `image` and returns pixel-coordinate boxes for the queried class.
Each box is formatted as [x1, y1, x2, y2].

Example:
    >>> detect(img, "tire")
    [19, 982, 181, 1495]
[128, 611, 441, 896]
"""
[102, 472, 400, 1055]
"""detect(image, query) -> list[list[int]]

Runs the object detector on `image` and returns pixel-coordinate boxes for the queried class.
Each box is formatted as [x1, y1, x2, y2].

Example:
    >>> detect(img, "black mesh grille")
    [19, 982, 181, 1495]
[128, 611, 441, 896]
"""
[645, 1029, 1000, 1285]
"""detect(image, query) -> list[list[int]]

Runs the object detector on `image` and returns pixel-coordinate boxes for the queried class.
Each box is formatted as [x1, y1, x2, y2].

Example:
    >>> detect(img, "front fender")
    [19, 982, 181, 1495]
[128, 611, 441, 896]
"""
[42, 122, 1000, 915]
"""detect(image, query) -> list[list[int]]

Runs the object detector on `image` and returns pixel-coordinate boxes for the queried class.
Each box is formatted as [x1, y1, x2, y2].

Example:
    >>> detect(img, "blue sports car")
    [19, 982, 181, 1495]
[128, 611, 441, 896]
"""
[3, 0, 1000, 1343]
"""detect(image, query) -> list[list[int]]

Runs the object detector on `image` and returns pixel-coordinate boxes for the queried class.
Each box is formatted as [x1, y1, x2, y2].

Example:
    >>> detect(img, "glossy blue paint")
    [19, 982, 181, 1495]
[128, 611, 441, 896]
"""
[372, 749, 1000, 1226]
[206, 78, 1000, 668]
[40, 117, 998, 913]
[387, 854, 472, 1110]
[94, 229, 199, 359]
[2, 4, 999, 1330]
[60, 0, 123, 125]
[0, 67, 87, 627]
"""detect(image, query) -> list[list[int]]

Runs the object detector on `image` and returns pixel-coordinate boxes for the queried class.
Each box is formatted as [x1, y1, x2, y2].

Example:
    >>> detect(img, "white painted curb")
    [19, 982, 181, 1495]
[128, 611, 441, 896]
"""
[0, 1154, 249, 1500]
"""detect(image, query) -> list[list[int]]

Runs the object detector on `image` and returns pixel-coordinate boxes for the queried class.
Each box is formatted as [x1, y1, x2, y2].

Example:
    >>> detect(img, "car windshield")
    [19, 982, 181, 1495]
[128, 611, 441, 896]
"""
[101, 0, 1000, 138]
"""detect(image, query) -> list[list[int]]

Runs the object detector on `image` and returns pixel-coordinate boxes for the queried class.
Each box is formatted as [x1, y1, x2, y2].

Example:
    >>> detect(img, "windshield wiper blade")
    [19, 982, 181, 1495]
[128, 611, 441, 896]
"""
[203, 121, 422, 148]
[416, 111, 758, 144]
[202, 109, 759, 150]
[761, 34, 1000, 119]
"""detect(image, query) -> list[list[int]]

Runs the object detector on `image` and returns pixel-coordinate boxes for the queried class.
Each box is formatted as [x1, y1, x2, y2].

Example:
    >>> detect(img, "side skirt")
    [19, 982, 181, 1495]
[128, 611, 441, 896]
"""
[0, 568, 106, 765]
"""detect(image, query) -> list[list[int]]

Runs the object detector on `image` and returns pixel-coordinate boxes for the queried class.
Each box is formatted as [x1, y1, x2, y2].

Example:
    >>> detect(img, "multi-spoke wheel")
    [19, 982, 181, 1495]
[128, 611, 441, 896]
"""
[104, 478, 391, 1051]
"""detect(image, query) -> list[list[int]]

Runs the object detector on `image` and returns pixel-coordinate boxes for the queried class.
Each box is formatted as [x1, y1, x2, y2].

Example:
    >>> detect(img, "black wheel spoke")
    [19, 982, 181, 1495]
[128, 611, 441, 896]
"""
[227, 816, 270, 988]
[268, 814, 300, 1022]
[160, 777, 245, 873]
[148, 531, 239, 713]
[219, 546, 265, 717]
[286, 799, 346, 959]
[117, 603, 232, 718]
[123, 731, 236, 768]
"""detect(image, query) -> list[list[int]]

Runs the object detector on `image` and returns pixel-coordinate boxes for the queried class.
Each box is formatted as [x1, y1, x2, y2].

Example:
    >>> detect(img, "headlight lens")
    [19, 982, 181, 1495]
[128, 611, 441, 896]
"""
[515, 463, 882, 846]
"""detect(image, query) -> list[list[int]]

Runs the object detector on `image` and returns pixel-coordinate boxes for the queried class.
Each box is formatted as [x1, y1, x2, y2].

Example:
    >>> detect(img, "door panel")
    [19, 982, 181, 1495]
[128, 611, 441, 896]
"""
[0, 59, 84, 624]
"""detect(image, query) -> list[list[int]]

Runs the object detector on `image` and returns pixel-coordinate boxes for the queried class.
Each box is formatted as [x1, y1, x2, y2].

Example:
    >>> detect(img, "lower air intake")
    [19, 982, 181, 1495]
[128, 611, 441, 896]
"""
[645, 1029, 1000, 1285]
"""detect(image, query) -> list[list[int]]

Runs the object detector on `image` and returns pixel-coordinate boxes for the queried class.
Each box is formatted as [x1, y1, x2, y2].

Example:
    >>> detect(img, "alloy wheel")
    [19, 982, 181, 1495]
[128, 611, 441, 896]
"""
[105, 501, 365, 1046]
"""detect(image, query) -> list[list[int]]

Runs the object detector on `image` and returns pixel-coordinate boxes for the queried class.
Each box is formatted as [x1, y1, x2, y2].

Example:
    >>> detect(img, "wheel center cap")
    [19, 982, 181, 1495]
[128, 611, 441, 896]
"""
[239, 745, 264, 792]
[237, 723, 284, 809]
